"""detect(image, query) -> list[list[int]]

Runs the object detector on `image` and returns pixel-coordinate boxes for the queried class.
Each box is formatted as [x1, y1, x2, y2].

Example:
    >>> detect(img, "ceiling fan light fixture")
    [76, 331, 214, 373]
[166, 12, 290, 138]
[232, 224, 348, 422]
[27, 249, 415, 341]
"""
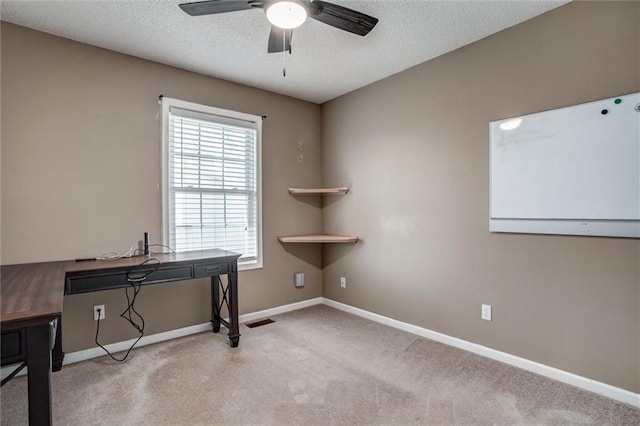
[265, 0, 307, 29]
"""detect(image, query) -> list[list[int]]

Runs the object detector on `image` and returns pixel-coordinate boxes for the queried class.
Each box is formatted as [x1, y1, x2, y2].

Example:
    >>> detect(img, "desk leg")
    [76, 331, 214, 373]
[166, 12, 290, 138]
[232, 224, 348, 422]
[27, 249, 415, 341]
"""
[227, 271, 240, 348]
[211, 276, 221, 333]
[26, 323, 53, 426]
[210, 274, 240, 347]
[52, 315, 64, 372]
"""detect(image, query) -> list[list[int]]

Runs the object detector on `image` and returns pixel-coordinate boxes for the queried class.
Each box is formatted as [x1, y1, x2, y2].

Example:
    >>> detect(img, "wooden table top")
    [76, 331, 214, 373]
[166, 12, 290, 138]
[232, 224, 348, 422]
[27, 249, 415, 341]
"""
[1, 261, 69, 328]
[1, 249, 241, 329]
[64, 248, 240, 275]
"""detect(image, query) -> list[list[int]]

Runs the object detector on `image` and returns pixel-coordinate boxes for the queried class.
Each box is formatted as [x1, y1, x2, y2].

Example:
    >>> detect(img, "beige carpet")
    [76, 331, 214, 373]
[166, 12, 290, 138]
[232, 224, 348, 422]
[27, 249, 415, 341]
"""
[1, 305, 639, 425]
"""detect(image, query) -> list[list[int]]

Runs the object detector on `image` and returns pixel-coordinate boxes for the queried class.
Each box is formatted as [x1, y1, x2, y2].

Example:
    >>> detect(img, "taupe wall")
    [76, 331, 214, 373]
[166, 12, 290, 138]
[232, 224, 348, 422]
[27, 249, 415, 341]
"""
[1, 23, 323, 352]
[322, 1, 640, 393]
[2, 1, 639, 395]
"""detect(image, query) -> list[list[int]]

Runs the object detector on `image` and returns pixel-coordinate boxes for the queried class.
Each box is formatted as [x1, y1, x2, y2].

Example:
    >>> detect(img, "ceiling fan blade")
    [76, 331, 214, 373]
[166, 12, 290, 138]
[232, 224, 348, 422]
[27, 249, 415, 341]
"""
[179, 0, 262, 16]
[308, 0, 378, 36]
[268, 26, 293, 53]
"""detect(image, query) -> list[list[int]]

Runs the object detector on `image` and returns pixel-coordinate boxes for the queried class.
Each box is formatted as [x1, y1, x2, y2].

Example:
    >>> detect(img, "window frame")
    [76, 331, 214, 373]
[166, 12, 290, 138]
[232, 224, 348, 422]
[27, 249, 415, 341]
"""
[161, 97, 263, 271]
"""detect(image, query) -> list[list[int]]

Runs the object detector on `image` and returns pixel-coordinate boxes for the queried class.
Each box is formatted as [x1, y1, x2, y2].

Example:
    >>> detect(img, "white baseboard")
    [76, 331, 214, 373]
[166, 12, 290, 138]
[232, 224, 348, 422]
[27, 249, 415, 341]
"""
[4, 295, 637, 409]
[239, 297, 323, 324]
[1, 296, 324, 381]
[63, 322, 214, 365]
[67, 297, 324, 365]
[322, 298, 640, 408]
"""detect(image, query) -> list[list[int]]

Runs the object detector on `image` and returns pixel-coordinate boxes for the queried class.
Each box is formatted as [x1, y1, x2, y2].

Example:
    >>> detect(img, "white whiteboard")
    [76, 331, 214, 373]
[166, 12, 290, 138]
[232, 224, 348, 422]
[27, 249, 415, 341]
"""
[490, 92, 640, 238]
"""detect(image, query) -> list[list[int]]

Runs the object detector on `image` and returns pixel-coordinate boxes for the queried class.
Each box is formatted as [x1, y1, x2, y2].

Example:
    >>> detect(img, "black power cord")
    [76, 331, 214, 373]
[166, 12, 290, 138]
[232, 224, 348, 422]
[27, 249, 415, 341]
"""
[94, 258, 162, 362]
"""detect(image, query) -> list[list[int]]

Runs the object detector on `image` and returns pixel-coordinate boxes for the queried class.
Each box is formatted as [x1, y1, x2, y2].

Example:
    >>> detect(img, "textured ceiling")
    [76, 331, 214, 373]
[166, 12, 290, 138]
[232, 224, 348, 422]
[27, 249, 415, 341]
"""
[1, 0, 569, 104]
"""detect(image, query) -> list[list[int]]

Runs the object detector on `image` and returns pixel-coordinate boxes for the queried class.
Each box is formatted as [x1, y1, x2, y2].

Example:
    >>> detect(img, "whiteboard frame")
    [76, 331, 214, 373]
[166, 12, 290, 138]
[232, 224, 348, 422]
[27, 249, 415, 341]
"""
[489, 92, 640, 239]
[490, 218, 640, 238]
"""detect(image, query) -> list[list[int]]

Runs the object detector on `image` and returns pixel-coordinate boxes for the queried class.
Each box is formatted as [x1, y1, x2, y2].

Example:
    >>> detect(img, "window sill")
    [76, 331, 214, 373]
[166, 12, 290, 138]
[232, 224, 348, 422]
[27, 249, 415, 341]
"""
[239, 259, 263, 272]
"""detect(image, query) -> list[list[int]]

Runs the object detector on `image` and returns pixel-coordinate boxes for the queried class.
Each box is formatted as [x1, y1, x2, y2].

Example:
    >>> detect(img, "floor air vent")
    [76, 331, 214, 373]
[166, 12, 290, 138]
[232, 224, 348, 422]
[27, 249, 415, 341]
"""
[245, 318, 274, 328]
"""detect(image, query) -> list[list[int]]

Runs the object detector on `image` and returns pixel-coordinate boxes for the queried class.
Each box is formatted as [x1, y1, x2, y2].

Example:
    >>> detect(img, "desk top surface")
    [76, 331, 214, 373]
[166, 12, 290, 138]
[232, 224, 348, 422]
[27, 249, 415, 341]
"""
[1, 249, 240, 328]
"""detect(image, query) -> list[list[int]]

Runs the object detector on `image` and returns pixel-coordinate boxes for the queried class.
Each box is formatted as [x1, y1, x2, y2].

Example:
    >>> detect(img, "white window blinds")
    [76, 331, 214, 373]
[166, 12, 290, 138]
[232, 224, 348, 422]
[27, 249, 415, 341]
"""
[162, 99, 262, 268]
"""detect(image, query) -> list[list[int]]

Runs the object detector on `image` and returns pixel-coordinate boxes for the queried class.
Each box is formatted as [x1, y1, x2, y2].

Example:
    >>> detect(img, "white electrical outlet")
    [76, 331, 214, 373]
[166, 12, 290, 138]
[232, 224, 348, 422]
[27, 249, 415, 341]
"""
[481, 304, 492, 321]
[94, 305, 105, 321]
[340, 277, 346, 288]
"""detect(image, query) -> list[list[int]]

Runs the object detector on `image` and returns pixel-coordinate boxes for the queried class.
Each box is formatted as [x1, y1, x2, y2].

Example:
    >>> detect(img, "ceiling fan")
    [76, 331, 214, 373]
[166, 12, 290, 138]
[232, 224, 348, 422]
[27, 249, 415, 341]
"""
[178, 0, 379, 54]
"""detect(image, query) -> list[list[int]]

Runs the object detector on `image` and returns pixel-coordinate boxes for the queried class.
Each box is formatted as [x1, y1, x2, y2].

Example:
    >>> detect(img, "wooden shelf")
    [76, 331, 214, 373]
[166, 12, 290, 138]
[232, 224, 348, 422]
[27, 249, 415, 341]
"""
[282, 186, 357, 244]
[288, 187, 349, 195]
[278, 234, 359, 244]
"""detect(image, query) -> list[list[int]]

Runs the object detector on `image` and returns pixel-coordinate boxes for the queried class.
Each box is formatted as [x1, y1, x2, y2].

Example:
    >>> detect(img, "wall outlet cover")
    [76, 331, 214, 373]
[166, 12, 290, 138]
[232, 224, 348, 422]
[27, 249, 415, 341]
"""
[481, 304, 492, 321]
[93, 305, 105, 321]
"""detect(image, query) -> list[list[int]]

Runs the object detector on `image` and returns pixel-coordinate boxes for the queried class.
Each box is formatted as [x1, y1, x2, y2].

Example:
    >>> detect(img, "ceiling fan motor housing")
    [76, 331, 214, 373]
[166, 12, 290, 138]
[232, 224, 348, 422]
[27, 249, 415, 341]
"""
[179, 0, 379, 53]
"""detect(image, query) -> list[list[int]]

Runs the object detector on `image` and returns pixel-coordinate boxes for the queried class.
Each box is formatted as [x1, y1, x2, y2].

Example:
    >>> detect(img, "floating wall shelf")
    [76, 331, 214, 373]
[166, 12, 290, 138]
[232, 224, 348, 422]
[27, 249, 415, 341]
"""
[278, 187, 358, 244]
[288, 187, 349, 195]
[278, 234, 359, 244]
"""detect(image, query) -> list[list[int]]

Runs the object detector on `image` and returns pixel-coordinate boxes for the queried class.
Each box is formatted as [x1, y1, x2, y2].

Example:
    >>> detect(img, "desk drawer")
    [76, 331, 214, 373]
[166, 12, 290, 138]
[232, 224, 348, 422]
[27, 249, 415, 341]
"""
[194, 262, 229, 277]
[1, 329, 25, 365]
[66, 265, 194, 294]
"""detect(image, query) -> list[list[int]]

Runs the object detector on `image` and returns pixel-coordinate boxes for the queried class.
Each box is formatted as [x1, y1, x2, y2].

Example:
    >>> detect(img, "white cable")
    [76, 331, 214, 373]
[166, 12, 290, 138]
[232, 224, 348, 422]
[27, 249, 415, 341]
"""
[97, 245, 135, 260]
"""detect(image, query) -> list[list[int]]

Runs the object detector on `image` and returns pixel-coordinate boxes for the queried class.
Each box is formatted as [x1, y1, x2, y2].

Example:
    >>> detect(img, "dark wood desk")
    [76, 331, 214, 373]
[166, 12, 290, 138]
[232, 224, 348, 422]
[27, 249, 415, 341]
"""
[1, 249, 241, 426]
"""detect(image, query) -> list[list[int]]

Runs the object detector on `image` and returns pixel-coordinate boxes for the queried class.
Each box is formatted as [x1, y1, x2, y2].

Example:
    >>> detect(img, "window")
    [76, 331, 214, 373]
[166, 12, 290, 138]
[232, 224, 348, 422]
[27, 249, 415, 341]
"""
[161, 97, 262, 270]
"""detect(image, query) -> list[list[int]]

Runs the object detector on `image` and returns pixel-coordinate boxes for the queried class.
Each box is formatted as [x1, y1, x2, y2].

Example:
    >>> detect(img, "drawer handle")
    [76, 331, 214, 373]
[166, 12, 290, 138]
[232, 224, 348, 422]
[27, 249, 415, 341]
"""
[205, 266, 221, 273]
